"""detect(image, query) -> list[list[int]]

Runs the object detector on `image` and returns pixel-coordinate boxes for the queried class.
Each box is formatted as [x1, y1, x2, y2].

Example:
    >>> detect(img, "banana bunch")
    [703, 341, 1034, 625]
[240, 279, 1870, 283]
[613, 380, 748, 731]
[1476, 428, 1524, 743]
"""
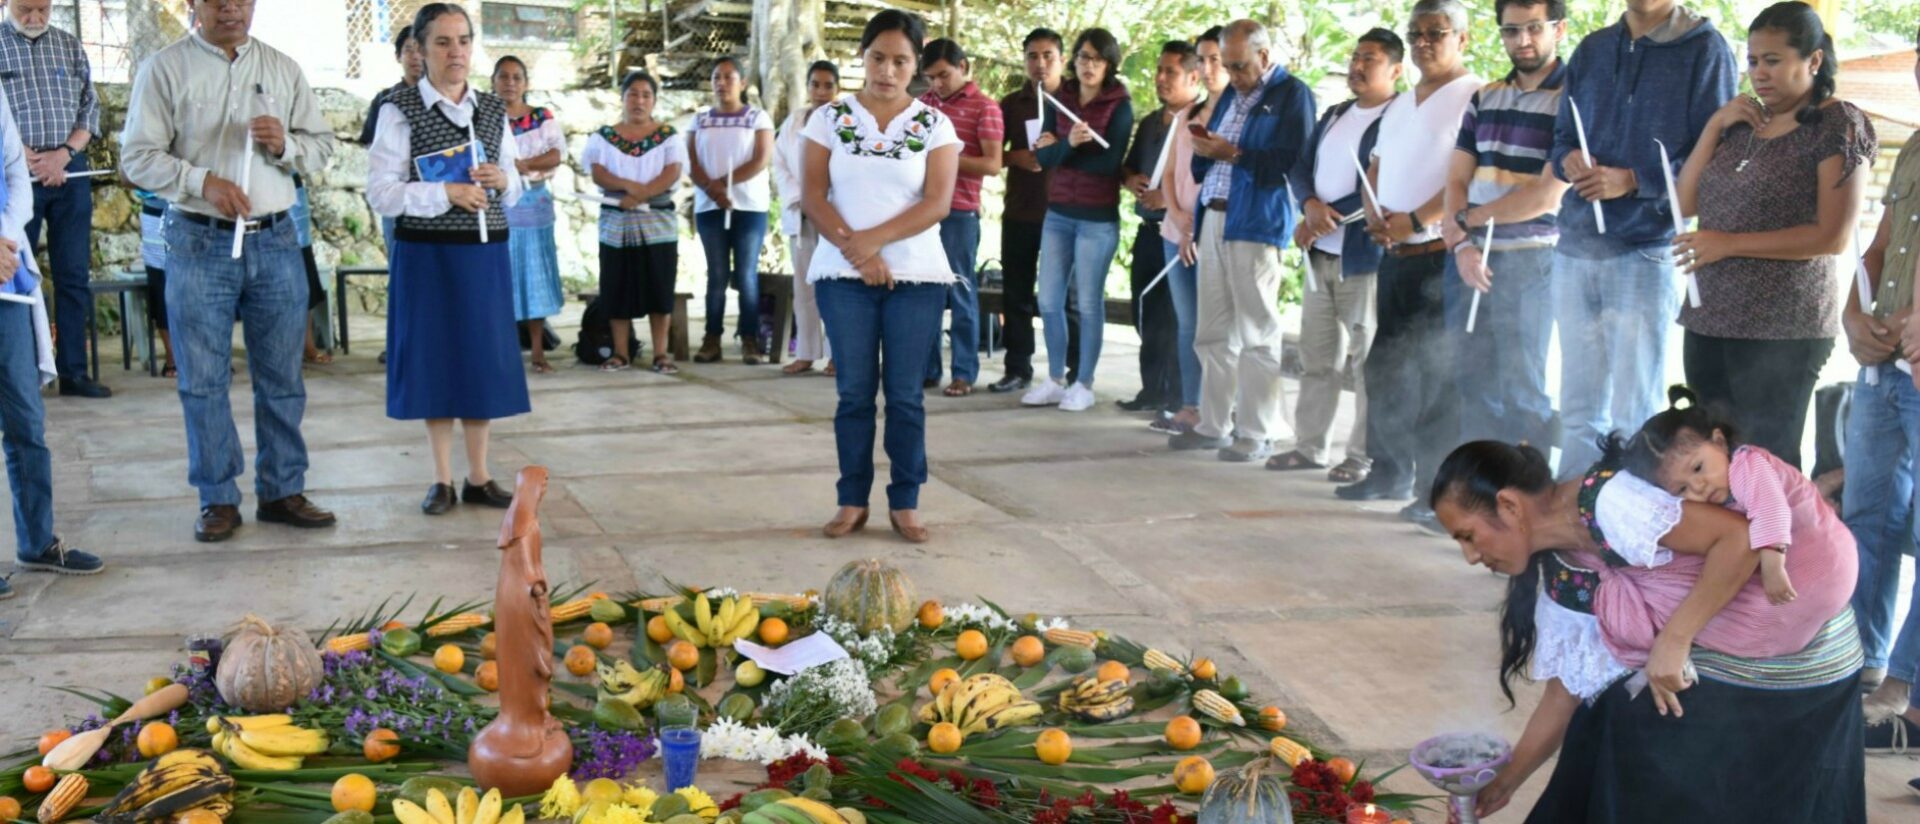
[1193, 689, 1246, 727]
[915, 673, 1044, 737]
[95, 748, 236, 824]
[596, 659, 670, 709]
[739, 796, 861, 824]
[1057, 675, 1135, 722]
[394, 787, 524, 824]
[206, 715, 330, 771]
[662, 593, 761, 649]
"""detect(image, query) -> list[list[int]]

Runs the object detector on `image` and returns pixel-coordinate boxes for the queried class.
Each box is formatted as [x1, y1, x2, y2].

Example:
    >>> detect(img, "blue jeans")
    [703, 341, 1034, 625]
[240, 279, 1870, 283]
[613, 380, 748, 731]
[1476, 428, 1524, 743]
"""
[0, 301, 53, 560]
[1037, 212, 1119, 386]
[1162, 239, 1200, 407]
[929, 210, 981, 384]
[695, 209, 769, 339]
[163, 212, 312, 507]
[26, 152, 93, 381]
[1844, 370, 1920, 682]
[816, 278, 945, 510]
[1445, 246, 1556, 446]
[1551, 247, 1681, 478]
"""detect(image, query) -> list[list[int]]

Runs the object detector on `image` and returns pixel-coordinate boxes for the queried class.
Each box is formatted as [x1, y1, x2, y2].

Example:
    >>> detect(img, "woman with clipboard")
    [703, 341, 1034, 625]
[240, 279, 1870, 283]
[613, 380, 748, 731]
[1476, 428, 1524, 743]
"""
[366, 3, 527, 516]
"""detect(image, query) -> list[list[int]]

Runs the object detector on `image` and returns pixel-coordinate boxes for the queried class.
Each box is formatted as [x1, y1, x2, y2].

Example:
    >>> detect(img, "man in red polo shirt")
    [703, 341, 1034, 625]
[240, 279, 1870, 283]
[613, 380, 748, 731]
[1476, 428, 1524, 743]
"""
[919, 39, 1003, 397]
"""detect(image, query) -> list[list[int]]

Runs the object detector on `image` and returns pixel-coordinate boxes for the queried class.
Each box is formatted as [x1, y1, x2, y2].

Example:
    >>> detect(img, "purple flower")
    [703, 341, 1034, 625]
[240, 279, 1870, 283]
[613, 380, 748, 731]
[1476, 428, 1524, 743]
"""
[569, 729, 658, 780]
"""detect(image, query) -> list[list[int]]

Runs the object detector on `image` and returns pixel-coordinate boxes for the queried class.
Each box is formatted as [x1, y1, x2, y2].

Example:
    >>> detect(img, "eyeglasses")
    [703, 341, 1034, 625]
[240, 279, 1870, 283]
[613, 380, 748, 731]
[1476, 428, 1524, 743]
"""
[1074, 53, 1107, 65]
[1406, 28, 1455, 44]
[1498, 20, 1561, 40]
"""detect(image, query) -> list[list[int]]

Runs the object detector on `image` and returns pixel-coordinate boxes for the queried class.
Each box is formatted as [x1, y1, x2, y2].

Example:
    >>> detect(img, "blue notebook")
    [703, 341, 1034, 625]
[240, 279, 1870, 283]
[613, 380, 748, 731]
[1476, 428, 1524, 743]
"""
[413, 141, 485, 184]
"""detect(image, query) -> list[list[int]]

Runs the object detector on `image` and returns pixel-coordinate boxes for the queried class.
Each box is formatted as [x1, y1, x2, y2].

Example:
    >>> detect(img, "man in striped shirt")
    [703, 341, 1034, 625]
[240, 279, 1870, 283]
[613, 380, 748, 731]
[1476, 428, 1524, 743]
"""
[1440, 0, 1570, 449]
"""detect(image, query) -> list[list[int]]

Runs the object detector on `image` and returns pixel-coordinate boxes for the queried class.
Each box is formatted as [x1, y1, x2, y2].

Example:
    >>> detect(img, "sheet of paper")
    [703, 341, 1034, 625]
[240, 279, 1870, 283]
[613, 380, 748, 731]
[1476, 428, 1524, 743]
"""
[733, 632, 849, 675]
[1024, 118, 1042, 148]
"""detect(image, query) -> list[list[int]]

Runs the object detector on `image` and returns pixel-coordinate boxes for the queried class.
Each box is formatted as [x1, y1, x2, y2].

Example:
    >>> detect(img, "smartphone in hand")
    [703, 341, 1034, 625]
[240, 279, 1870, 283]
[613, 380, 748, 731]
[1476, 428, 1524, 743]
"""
[1187, 123, 1209, 138]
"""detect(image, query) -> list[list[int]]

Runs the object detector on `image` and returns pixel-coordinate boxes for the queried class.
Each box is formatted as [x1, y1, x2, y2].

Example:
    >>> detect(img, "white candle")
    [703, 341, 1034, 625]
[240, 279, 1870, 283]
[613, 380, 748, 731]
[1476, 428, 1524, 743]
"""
[1039, 90, 1111, 149]
[1467, 218, 1493, 334]
[1654, 139, 1702, 308]
[1135, 252, 1187, 329]
[1350, 150, 1381, 221]
[1854, 227, 1880, 386]
[1147, 111, 1181, 191]
[468, 123, 488, 244]
[725, 167, 734, 230]
[229, 129, 252, 259]
[1568, 99, 1606, 235]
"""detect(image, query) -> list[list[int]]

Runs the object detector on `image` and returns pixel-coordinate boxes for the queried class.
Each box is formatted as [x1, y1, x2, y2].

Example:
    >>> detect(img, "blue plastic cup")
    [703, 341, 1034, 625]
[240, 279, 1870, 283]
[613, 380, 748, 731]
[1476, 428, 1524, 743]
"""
[660, 725, 701, 791]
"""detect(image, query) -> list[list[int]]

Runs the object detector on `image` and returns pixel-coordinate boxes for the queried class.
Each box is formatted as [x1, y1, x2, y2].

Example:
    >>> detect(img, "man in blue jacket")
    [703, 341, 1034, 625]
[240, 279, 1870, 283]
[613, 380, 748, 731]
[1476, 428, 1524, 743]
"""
[1549, 0, 1736, 477]
[1168, 19, 1315, 464]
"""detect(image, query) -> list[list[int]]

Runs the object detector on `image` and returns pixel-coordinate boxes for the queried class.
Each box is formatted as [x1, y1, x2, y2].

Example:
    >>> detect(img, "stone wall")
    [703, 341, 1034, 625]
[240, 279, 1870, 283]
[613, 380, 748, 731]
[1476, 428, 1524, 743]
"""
[86, 82, 715, 301]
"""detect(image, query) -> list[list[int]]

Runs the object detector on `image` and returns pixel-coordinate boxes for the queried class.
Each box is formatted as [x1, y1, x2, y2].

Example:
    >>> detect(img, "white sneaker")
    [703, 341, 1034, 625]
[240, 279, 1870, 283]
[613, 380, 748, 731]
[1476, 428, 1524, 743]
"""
[1021, 379, 1067, 406]
[1058, 383, 1096, 412]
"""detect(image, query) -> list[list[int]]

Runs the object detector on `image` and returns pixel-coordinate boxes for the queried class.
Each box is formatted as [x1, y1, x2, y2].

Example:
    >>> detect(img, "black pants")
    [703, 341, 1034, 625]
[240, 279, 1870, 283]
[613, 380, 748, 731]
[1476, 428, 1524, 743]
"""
[1128, 219, 1178, 408]
[1682, 331, 1834, 469]
[1362, 249, 1457, 494]
[1000, 218, 1075, 380]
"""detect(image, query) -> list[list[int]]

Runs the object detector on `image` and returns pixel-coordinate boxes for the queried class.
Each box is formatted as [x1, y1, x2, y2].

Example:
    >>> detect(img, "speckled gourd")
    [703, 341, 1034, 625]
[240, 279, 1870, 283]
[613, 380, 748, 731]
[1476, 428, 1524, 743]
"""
[822, 559, 918, 634]
[1197, 758, 1295, 824]
[215, 614, 325, 712]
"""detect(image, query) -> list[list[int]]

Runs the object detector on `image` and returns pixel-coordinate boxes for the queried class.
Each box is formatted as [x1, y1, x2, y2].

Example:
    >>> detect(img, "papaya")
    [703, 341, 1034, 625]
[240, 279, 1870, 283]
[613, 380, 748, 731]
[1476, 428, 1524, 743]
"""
[876, 732, 919, 759]
[396, 777, 463, 808]
[874, 704, 912, 738]
[817, 718, 866, 754]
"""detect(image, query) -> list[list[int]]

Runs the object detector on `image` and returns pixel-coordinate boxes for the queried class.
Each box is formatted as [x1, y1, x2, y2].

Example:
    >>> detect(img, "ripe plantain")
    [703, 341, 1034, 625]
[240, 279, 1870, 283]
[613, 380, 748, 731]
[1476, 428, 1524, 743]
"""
[694, 593, 715, 640]
[233, 723, 329, 757]
[204, 714, 292, 735]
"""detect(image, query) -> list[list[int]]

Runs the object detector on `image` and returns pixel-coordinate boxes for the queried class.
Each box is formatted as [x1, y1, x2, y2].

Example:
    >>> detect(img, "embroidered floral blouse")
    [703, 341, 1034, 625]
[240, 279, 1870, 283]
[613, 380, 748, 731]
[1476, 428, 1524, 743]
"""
[800, 96, 960, 285]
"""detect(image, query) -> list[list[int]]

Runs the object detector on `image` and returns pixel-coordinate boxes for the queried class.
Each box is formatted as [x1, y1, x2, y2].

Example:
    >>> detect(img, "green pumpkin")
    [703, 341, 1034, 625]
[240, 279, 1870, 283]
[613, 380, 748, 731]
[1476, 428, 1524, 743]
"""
[821, 559, 918, 635]
[1197, 758, 1294, 824]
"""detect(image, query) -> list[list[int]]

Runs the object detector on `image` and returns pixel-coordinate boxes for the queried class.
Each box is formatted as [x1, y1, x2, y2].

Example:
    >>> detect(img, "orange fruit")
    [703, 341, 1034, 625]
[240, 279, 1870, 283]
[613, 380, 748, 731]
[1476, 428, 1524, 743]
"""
[474, 661, 500, 692]
[36, 730, 70, 756]
[1096, 660, 1130, 683]
[667, 666, 685, 693]
[666, 640, 699, 671]
[363, 728, 401, 762]
[927, 722, 963, 754]
[144, 677, 175, 696]
[646, 616, 674, 644]
[582, 622, 614, 650]
[23, 766, 55, 793]
[1257, 706, 1287, 732]
[928, 667, 961, 696]
[479, 632, 498, 660]
[1164, 716, 1202, 751]
[331, 773, 376, 813]
[1190, 658, 1217, 681]
[0, 797, 21, 822]
[1034, 728, 1072, 765]
[1173, 755, 1215, 794]
[176, 810, 223, 824]
[564, 645, 597, 677]
[380, 620, 408, 632]
[1010, 635, 1045, 668]
[433, 644, 465, 674]
[587, 592, 610, 601]
[916, 600, 944, 630]
[136, 722, 179, 757]
[758, 617, 790, 645]
[1327, 756, 1358, 784]
[955, 629, 989, 661]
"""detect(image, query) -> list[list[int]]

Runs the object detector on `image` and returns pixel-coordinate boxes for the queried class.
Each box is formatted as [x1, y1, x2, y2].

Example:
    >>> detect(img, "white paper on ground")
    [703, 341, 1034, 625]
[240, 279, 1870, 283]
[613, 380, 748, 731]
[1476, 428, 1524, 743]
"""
[733, 632, 849, 675]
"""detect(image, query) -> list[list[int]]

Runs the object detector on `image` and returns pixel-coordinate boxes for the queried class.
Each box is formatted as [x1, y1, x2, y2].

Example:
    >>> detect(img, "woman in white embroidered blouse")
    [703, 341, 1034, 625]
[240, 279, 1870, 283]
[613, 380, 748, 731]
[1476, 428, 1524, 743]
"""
[803, 9, 961, 544]
[689, 58, 777, 364]
[773, 60, 842, 376]
[492, 55, 567, 373]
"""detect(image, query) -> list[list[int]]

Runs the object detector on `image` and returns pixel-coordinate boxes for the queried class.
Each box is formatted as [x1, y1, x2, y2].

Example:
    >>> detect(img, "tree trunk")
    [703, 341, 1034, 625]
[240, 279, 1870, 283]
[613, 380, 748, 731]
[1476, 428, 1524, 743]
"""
[751, 0, 818, 126]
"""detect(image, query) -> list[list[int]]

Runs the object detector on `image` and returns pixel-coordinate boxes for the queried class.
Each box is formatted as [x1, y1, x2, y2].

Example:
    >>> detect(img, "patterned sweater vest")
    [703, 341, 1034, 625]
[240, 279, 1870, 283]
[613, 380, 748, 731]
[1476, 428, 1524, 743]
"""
[391, 85, 510, 243]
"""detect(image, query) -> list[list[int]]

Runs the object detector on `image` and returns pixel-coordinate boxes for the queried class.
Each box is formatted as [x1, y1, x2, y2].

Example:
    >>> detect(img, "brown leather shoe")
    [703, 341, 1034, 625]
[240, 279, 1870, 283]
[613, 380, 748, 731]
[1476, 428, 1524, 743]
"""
[822, 508, 869, 538]
[889, 511, 930, 544]
[742, 336, 764, 365]
[694, 334, 723, 363]
[256, 494, 337, 529]
[195, 505, 243, 543]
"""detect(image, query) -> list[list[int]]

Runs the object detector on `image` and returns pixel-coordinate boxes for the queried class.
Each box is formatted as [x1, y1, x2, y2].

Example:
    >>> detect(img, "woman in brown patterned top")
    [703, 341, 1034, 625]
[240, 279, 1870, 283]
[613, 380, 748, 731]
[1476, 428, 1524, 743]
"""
[1672, 1, 1876, 469]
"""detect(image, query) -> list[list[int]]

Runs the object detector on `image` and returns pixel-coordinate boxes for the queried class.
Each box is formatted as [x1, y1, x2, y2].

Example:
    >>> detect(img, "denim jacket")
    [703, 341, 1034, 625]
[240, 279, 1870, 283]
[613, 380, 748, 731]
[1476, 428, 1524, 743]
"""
[1288, 98, 1389, 277]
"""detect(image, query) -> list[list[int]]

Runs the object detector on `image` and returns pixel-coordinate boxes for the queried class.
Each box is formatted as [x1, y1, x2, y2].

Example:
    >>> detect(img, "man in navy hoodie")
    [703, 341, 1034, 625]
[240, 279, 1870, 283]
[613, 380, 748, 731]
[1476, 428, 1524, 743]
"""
[1549, 0, 1735, 477]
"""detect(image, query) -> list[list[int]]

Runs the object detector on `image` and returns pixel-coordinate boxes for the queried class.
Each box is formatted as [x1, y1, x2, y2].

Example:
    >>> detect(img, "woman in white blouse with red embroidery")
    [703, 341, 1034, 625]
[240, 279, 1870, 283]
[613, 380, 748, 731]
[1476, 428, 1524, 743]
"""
[804, 9, 961, 544]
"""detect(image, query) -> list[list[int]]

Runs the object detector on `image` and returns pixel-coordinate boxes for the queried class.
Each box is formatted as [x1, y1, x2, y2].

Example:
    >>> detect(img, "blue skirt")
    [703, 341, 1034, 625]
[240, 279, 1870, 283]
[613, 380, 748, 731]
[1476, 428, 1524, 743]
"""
[507, 185, 565, 321]
[386, 238, 531, 421]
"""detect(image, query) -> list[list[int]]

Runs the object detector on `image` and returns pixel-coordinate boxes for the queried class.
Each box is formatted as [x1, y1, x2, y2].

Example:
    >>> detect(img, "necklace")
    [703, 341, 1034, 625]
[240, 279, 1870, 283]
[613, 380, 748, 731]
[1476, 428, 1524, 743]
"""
[1734, 127, 1766, 173]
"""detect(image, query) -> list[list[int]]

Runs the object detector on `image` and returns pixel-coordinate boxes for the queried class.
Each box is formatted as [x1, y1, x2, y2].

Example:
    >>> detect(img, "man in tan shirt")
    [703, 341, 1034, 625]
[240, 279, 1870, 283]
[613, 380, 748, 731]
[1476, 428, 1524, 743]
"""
[121, 0, 336, 543]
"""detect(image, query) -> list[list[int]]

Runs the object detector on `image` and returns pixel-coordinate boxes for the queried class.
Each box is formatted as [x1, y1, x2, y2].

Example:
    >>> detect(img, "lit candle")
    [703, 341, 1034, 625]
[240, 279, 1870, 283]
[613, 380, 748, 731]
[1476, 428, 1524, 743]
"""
[1346, 803, 1392, 824]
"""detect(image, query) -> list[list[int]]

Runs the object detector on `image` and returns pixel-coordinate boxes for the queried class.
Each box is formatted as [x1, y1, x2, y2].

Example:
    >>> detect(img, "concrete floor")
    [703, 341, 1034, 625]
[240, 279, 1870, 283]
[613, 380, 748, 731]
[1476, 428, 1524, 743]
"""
[1, 303, 1915, 821]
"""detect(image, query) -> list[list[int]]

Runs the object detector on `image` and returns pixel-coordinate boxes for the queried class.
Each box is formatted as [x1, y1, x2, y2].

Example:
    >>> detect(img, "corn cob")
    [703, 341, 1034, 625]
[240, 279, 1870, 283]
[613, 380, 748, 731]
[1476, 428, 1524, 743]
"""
[325, 633, 372, 654]
[1268, 736, 1311, 768]
[549, 598, 594, 623]
[1193, 689, 1246, 726]
[1044, 628, 1097, 649]
[745, 592, 813, 610]
[1142, 648, 1188, 675]
[38, 773, 87, 824]
[636, 595, 685, 613]
[424, 613, 490, 637]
